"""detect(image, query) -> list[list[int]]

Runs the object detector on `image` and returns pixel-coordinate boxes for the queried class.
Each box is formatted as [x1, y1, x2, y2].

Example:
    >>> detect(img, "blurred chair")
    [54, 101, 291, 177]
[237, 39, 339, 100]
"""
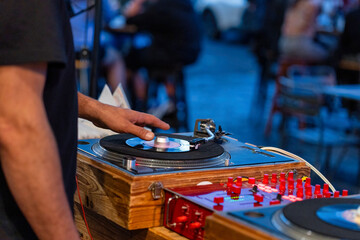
[275, 76, 359, 175]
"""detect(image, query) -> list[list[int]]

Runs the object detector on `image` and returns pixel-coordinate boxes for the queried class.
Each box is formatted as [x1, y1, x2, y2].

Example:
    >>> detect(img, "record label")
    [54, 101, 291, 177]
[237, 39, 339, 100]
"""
[317, 204, 360, 231]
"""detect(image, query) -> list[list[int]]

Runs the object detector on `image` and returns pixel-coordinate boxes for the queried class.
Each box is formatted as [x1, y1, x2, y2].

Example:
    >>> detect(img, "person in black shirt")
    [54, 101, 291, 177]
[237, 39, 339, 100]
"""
[0, 1, 169, 239]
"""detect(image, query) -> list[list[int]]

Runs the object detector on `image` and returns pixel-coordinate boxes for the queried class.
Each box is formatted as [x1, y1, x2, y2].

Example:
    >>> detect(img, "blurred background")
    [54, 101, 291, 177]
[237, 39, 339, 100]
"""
[70, 0, 360, 192]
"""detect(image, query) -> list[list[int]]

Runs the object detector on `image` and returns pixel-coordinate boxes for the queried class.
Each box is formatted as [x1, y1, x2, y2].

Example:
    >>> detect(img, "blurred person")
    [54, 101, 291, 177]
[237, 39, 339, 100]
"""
[123, 0, 202, 112]
[70, 0, 127, 93]
[279, 0, 334, 62]
[0, 1, 169, 239]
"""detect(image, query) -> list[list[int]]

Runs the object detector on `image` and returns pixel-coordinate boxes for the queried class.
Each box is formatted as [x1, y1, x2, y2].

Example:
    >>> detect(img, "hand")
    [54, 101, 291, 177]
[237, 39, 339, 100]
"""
[91, 104, 170, 141]
[123, 0, 147, 18]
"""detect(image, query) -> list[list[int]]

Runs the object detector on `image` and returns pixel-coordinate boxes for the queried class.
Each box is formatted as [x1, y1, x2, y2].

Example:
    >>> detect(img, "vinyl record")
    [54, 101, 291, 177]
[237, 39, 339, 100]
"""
[282, 198, 360, 239]
[317, 204, 360, 231]
[99, 133, 225, 160]
[125, 136, 190, 152]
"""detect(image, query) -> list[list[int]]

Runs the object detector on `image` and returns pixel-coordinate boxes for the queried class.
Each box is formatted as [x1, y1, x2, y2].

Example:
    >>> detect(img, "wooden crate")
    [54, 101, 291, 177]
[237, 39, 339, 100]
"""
[75, 150, 310, 230]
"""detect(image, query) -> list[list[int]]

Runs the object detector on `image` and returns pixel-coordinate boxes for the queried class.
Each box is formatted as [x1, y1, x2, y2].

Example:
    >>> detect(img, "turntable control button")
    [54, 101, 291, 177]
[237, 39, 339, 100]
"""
[279, 180, 286, 193]
[262, 174, 269, 184]
[334, 191, 340, 198]
[231, 185, 241, 195]
[214, 196, 224, 204]
[305, 177, 311, 187]
[270, 200, 281, 205]
[287, 172, 294, 181]
[189, 222, 201, 229]
[296, 179, 303, 188]
[342, 190, 348, 196]
[254, 194, 264, 202]
[323, 184, 329, 194]
[288, 179, 294, 190]
[271, 173, 277, 183]
[236, 176, 242, 186]
[280, 172, 286, 182]
[316, 194, 323, 198]
[314, 184, 321, 195]
[248, 177, 256, 185]
[227, 177, 233, 187]
[176, 216, 188, 223]
[324, 192, 331, 198]
[296, 186, 304, 198]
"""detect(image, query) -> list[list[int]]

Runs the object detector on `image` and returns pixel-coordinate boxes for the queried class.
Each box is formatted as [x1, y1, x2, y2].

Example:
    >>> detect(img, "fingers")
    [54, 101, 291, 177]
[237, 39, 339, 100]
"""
[139, 112, 170, 130]
[127, 124, 155, 141]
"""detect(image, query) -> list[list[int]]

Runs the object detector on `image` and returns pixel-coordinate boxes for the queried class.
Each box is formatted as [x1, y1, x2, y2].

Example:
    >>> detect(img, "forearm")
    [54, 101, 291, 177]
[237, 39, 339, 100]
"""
[0, 118, 79, 240]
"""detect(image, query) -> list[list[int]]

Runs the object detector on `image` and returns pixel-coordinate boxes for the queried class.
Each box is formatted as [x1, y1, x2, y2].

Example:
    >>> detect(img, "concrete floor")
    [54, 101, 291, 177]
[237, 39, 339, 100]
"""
[184, 38, 360, 194]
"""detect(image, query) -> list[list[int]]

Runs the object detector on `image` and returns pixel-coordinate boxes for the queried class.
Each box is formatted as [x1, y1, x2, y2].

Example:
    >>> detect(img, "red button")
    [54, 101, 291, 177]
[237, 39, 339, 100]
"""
[305, 186, 312, 197]
[231, 185, 241, 195]
[263, 174, 269, 184]
[254, 194, 264, 202]
[296, 186, 304, 198]
[189, 222, 201, 229]
[296, 178, 303, 188]
[323, 184, 329, 194]
[227, 177, 233, 187]
[314, 184, 321, 195]
[305, 177, 311, 187]
[288, 179, 294, 190]
[334, 191, 340, 198]
[280, 172, 285, 181]
[316, 194, 323, 198]
[236, 176, 242, 186]
[271, 173, 277, 183]
[287, 172, 294, 181]
[324, 192, 331, 198]
[176, 216, 188, 223]
[342, 190, 348, 196]
[279, 180, 286, 193]
[248, 177, 256, 185]
[270, 200, 281, 205]
[214, 196, 224, 204]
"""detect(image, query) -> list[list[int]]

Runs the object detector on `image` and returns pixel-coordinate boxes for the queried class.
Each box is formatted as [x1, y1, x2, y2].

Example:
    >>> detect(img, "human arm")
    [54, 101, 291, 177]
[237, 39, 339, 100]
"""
[0, 63, 80, 240]
[78, 92, 170, 140]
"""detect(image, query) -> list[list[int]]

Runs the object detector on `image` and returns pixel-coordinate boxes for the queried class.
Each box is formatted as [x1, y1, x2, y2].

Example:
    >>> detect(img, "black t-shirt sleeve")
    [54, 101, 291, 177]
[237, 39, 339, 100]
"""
[0, 0, 67, 65]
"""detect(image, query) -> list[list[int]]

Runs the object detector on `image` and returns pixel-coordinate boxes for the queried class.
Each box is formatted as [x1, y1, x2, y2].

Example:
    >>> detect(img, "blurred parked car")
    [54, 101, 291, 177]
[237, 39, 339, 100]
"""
[194, 0, 248, 39]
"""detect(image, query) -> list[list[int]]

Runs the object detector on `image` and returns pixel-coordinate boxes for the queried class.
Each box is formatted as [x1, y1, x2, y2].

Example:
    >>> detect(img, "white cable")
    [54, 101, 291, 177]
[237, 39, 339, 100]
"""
[260, 146, 336, 193]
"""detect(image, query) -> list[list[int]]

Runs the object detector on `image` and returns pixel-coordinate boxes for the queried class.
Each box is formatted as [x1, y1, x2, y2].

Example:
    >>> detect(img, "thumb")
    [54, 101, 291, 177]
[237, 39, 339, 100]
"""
[128, 125, 155, 140]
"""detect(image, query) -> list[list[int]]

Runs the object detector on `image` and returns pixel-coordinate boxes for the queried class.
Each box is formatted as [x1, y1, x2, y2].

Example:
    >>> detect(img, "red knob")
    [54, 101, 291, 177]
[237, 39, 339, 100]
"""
[263, 174, 269, 184]
[324, 192, 331, 198]
[227, 177, 233, 187]
[280, 172, 286, 181]
[288, 172, 294, 181]
[189, 222, 202, 229]
[296, 186, 304, 198]
[316, 194, 323, 199]
[305, 186, 312, 197]
[323, 184, 329, 194]
[334, 191, 340, 198]
[214, 196, 224, 204]
[288, 179, 294, 190]
[236, 176, 242, 186]
[254, 194, 264, 202]
[176, 216, 188, 223]
[279, 180, 286, 193]
[305, 177, 311, 187]
[342, 190, 348, 196]
[270, 200, 281, 205]
[248, 177, 256, 185]
[314, 184, 321, 195]
[231, 185, 241, 195]
[296, 179, 303, 188]
[271, 173, 277, 183]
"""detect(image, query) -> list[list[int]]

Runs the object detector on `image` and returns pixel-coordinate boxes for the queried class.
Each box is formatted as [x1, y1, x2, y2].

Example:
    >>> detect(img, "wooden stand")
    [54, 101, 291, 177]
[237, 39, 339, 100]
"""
[75, 150, 310, 232]
[205, 212, 279, 240]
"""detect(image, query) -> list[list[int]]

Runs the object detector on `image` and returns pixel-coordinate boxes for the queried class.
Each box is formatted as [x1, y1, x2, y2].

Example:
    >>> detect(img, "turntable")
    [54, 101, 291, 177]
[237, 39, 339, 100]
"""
[75, 119, 310, 231]
[205, 195, 360, 240]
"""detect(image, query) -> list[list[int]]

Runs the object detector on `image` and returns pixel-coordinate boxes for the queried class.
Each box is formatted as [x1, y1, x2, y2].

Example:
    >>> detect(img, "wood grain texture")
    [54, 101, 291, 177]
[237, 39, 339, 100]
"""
[76, 151, 311, 230]
[205, 213, 279, 240]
